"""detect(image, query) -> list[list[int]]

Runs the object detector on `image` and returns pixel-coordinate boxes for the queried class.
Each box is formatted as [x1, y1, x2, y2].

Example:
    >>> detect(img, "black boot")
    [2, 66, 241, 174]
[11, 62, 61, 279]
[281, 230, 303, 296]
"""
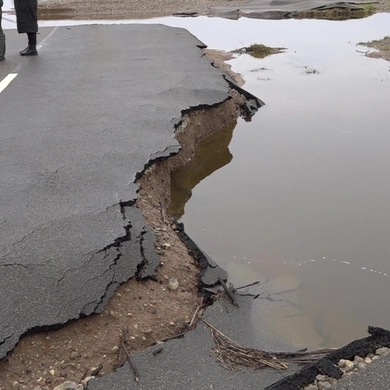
[20, 45, 38, 56]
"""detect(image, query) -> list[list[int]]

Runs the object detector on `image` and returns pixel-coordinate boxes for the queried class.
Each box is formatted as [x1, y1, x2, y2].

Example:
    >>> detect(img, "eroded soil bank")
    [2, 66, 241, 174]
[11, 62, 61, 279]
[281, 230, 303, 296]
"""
[0, 88, 249, 390]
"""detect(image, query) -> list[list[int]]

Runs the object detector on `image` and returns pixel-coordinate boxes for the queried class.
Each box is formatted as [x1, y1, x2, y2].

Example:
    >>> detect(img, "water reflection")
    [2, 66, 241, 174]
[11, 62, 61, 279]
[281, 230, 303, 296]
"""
[178, 15, 390, 348]
[169, 121, 235, 220]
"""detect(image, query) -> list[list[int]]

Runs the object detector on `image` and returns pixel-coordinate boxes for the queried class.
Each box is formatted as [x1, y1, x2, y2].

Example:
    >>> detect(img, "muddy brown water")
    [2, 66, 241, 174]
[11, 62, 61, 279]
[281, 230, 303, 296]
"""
[168, 15, 390, 348]
[3, 8, 390, 349]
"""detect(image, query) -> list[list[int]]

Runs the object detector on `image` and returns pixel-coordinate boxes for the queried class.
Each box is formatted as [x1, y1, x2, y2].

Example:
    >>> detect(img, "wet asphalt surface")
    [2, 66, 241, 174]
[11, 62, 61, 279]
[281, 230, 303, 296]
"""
[0, 24, 231, 359]
[88, 296, 300, 390]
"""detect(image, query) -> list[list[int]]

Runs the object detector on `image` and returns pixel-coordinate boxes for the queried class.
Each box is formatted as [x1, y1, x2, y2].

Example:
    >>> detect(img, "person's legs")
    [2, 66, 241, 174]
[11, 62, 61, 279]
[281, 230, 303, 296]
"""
[20, 32, 37, 56]
[0, 8, 6, 61]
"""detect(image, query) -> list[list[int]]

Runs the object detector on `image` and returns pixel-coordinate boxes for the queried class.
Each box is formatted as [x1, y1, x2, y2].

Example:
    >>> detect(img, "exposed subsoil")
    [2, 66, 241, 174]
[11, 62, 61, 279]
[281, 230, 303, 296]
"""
[0, 83, 247, 390]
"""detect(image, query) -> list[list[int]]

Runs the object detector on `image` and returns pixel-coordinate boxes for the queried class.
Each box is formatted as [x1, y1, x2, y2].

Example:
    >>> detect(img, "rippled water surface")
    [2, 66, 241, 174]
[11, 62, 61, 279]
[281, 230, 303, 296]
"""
[169, 14, 390, 347]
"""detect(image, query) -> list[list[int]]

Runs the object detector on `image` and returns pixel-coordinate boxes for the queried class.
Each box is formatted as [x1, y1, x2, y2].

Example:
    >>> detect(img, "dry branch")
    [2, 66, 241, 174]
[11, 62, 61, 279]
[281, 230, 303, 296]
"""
[202, 320, 335, 372]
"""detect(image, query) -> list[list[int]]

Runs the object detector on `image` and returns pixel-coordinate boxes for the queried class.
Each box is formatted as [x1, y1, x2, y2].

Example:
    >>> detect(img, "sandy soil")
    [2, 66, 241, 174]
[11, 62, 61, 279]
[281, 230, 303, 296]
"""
[0, 88, 247, 390]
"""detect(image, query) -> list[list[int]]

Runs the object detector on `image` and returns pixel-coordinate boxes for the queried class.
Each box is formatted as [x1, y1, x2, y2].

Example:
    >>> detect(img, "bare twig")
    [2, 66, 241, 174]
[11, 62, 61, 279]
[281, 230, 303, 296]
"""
[189, 297, 204, 328]
[159, 201, 167, 223]
[90, 363, 103, 377]
[202, 319, 333, 372]
[80, 368, 89, 382]
[120, 327, 140, 382]
[218, 277, 239, 307]
[121, 341, 140, 382]
[234, 281, 260, 291]
[152, 347, 164, 356]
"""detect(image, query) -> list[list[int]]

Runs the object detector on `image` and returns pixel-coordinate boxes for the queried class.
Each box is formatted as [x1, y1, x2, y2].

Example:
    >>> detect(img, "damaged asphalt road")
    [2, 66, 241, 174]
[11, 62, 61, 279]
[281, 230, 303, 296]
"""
[88, 295, 300, 390]
[0, 24, 260, 359]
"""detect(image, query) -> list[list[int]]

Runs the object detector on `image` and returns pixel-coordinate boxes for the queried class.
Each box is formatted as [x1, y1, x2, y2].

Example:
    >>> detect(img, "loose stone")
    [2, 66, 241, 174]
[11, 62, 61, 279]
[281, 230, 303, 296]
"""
[376, 347, 390, 356]
[354, 356, 364, 362]
[81, 376, 95, 386]
[345, 360, 355, 371]
[53, 382, 83, 390]
[316, 374, 326, 381]
[365, 357, 372, 364]
[318, 381, 332, 389]
[304, 385, 318, 390]
[338, 359, 347, 368]
[358, 362, 367, 370]
[112, 346, 119, 353]
[168, 278, 179, 291]
[70, 351, 78, 359]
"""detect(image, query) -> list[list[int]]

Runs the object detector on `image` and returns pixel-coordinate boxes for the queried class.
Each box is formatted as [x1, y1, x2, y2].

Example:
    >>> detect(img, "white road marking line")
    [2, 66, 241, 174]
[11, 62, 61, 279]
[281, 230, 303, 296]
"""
[0, 73, 18, 94]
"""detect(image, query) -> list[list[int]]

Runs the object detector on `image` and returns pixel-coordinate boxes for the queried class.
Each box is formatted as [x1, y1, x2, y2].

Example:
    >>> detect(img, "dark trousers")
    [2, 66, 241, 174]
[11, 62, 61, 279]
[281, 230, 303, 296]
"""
[0, 8, 5, 59]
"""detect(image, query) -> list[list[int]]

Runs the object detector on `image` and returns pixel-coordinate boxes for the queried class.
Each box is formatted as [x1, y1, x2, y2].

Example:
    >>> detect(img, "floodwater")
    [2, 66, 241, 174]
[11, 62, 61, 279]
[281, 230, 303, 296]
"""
[3, 4, 390, 348]
[170, 15, 390, 348]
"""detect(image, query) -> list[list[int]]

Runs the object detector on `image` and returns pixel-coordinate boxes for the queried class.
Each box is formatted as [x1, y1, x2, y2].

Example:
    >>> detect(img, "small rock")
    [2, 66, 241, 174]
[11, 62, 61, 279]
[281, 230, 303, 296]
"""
[54, 382, 82, 390]
[338, 359, 347, 368]
[316, 374, 326, 381]
[50, 369, 56, 376]
[372, 355, 380, 361]
[60, 370, 68, 378]
[112, 346, 119, 353]
[365, 357, 372, 364]
[345, 360, 355, 371]
[70, 351, 78, 359]
[169, 321, 175, 326]
[109, 311, 116, 317]
[126, 313, 132, 317]
[162, 243, 171, 250]
[143, 329, 152, 334]
[304, 386, 318, 390]
[318, 382, 332, 389]
[12, 382, 20, 389]
[168, 278, 179, 291]
[354, 356, 364, 362]
[358, 362, 367, 370]
[376, 347, 390, 356]
[81, 376, 95, 387]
